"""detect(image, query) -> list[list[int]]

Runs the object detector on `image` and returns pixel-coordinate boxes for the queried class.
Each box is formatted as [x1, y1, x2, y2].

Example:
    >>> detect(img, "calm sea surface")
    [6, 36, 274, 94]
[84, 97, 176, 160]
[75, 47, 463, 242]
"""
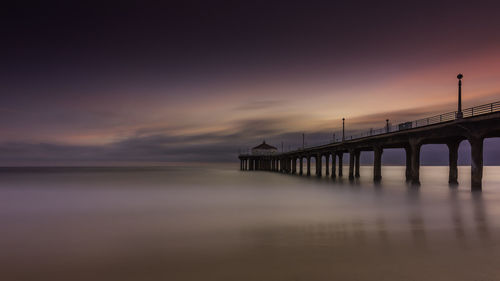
[1, 165, 500, 281]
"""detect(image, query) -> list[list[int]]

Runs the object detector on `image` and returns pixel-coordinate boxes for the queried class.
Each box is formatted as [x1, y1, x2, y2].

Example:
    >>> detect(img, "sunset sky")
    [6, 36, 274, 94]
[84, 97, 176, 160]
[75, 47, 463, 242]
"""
[2, 1, 500, 165]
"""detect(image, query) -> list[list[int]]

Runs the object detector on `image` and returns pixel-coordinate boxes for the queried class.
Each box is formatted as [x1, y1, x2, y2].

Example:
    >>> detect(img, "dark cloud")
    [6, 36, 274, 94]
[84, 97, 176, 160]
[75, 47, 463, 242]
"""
[1, 119, 500, 166]
[233, 100, 287, 111]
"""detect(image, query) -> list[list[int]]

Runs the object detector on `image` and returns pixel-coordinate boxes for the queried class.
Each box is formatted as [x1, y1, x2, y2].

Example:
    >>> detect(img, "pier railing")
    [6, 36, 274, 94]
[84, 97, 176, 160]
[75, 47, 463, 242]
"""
[300, 101, 500, 149]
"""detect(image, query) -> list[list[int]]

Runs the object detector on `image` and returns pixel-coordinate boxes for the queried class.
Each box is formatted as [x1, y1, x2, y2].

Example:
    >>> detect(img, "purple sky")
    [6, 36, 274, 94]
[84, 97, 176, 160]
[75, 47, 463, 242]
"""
[1, 1, 500, 165]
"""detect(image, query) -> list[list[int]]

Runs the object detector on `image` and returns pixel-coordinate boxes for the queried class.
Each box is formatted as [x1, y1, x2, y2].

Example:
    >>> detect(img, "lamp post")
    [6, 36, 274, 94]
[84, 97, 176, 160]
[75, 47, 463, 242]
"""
[386, 119, 389, 133]
[457, 73, 463, 118]
[342, 118, 345, 141]
[302, 133, 305, 149]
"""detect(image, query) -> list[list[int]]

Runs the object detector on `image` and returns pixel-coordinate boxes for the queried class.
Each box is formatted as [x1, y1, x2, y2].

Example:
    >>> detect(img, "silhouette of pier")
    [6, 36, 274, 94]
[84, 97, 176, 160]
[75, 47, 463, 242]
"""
[238, 76, 500, 191]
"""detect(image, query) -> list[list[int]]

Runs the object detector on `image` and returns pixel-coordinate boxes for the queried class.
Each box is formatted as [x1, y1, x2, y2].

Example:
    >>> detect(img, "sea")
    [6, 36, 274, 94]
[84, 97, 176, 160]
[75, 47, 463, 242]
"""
[1, 165, 500, 281]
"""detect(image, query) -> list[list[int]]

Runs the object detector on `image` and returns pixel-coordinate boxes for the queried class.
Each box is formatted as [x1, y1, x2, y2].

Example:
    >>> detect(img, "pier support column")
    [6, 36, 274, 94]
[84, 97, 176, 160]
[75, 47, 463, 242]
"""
[410, 142, 421, 186]
[299, 158, 303, 175]
[331, 153, 337, 178]
[469, 137, 484, 191]
[349, 150, 355, 180]
[292, 158, 297, 174]
[374, 146, 382, 182]
[307, 156, 311, 176]
[316, 154, 322, 176]
[447, 142, 459, 185]
[325, 154, 330, 176]
[405, 147, 411, 182]
[338, 153, 343, 177]
[355, 151, 361, 178]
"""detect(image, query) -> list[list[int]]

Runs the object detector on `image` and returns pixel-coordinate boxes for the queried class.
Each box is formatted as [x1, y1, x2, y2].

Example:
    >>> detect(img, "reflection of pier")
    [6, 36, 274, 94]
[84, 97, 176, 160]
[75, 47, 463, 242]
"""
[239, 76, 500, 190]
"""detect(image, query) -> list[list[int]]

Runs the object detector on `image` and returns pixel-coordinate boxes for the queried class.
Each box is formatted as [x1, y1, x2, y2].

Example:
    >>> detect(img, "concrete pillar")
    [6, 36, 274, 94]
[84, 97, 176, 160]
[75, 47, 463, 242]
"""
[316, 154, 322, 176]
[292, 158, 297, 174]
[447, 142, 459, 185]
[373, 146, 382, 182]
[338, 153, 343, 177]
[349, 151, 355, 180]
[410, 142, 421, 186]
[240, 160, 243, 170]
[299, 157, 303, 175]
[405, 147, 411, 182]
[355, 150, 361, 178]
[307, 156, 311, 176]
[469, 137, 483, 191]
[325, 154, 330, 176]
[331, 153, 337, 178]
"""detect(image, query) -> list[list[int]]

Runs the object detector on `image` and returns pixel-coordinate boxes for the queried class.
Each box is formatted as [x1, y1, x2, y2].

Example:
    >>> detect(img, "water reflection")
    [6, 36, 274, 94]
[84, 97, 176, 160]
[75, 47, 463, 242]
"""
[471, 192, 490, 243]
[1, 166, 500, 281]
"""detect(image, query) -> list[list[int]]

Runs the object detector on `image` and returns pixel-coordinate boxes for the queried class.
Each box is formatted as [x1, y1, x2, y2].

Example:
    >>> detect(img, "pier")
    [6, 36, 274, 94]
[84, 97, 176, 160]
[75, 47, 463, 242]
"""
[239, 76, 500, 191]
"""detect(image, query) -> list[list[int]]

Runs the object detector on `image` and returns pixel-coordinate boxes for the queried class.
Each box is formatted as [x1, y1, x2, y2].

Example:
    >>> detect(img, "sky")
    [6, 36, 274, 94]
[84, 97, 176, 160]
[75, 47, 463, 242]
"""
[1, 1, 500, 165]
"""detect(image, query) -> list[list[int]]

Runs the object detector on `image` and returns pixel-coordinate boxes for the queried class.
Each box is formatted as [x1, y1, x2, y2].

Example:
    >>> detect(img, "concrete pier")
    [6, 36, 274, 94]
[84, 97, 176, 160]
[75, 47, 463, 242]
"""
[348, 151, 355, 180]
[373, 146, 382, 182]
[470, 137, 483, 191]
[239, 107, 500, 191]
[316, 154, 322, 177]
[299, 158, 303, 175]
[355, 151, 361, 178]
[338, 153, 343, 177]
[325, 154, 330, 176]
[447, 142, 459, 185]
[307, 156, 311, 176]
[331, 154, 336, 178]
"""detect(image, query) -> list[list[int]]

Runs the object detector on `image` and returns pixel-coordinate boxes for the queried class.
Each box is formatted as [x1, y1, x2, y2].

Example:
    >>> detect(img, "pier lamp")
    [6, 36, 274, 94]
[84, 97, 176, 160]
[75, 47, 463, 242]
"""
[386, 119, 389, 133]
[342, 118, 345, 141]
[457, 73, 463, 119]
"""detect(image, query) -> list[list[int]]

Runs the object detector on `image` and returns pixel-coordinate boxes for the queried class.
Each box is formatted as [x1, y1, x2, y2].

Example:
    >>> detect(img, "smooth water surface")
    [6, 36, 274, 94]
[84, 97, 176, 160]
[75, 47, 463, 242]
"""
[1, 165, 500, 281]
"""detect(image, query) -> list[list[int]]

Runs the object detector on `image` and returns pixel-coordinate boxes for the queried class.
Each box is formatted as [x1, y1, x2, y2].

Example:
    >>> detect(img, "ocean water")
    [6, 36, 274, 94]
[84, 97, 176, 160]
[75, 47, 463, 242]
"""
[1, 165, 500, 281]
